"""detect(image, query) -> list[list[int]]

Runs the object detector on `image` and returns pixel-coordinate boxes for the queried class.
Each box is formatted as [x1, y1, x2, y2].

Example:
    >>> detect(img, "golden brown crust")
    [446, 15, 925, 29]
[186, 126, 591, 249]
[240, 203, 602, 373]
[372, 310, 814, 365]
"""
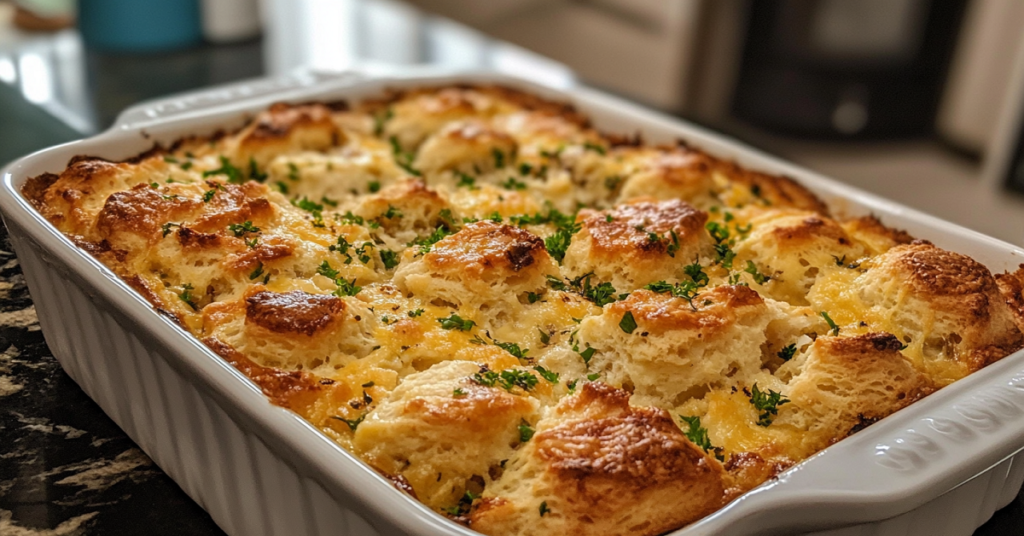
[97, 183, 201, 241]
[247, 102, 338, 141]
[244, 289, 346, 336]
[843, 215, 914, 251]
[996, 265, 1024, 333]
[427, 221, 549, 275]
[770, 215, 851, 247]
[724, 165, 830, 215]
[581, 199, 708, 259]
[889, 244, 995, 298]
[470, 383, 725, 536]
[786, 332, 934, 439]
[608, 285, 764, 335]
[366, 85, 591, 128]
[203, 336, 322, 410]
[722, 452, 793, 501]
[20, 172, 59, 211]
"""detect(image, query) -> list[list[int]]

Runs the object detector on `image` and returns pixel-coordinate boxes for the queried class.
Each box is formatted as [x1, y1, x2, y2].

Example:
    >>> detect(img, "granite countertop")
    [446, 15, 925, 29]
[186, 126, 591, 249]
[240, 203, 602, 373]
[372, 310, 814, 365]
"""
[0, 222, 224, 534]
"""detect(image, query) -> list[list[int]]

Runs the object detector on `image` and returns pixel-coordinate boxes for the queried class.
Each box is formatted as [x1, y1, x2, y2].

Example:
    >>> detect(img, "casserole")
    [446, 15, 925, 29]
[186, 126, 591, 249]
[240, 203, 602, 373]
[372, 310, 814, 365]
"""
[3, 69, 1024, 536]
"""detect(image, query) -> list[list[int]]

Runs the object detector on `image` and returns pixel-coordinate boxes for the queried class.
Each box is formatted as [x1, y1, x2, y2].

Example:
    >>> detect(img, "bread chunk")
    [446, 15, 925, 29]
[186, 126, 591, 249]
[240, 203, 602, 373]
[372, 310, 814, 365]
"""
[354, 361, 540, 509]
[470, 382, 724, 536]
[733, 209, 866, 305]
[562, 199, 713, 292]
[394, 221, 558, 321]
[577, 285, 775, 408]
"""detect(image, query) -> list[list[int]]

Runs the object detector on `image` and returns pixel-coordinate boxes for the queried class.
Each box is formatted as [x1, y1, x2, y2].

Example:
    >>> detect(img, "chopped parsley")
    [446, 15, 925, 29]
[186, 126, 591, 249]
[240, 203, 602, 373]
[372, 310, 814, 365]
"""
[546, 273, 619, 307]
[820, 311, 840, 335]
[744, 260, 771, 285]
[320, 196, 339, 207]
[519, 162, 533, 175]
[604, 175, 623, 190]
[248, 262, 265, 280]
[368, 180, 381, 193]
[373, 107, 393, 137]
[495, 341, 529, 360]
[178, 283, 198, 310]
[354, 241, 375, 264]
[777, 343, 797, 362]
[574, 343, 596, 365]
[161, 222, 181, 237]
[538, 329, 551, 345]
[472, 369, 538, 392]
[331, 414, 366, 432]
[248, 158, 267, 182]
[492, 148, 506, 169]
[500, 176, 527, 190]
[202, 188, 218, 202]
[203, 156, 244, 183]
[317, 260, 362, 296]
[539, 501, 550, 517]
[678, 415, 714, 453]
[453, 387, 467, 398]
[317, 260, 340, 280]
[586, 372, 600, 381]
[389, 136, 421, 176]
[287, 162, 301, 182]
[683, 259, 709, 286]
[527, 292, 541, 303]
[339, 211, 365, 225]
[518, 420, 535, 443]
[545, 221, 581, 263]
[334, 277, 362, 297]
[643, 277, 706, 311]
[410, 225, 456, 254]
[292, 196, 324, 214]
[749, 384, 790, 427]
[455, 172, 477, 189]
[381, 205, 403, 219]
[438, 313, 475, 331]
[380, 249, 400, 269]
[533, 366, 559, 384]
[706, 221, 730, 244]
[408, 308, 425, 318]
[706, 221, 737, 269]
[619, 311, 638, 334]
[292, 197, 325, 227]
[227, 221, 260, 237]
[274, 181, 289, 194]
[583, 141, 606, 155]
[245, 237, 259, 249]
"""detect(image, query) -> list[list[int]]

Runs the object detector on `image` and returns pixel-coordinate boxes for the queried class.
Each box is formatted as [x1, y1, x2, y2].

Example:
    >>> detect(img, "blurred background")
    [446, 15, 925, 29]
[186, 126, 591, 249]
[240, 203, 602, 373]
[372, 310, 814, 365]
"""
[2, 0, 1024, 247]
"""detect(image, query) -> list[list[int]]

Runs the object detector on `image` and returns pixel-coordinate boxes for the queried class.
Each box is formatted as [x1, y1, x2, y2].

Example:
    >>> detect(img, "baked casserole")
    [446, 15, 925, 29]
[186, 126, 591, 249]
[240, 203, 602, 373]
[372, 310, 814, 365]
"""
[21, 85, 1024, 536]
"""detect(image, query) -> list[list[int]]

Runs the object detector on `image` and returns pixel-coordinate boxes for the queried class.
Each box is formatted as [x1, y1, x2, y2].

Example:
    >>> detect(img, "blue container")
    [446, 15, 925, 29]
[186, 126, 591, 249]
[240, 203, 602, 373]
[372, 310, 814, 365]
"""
[78, 0, 203, 52]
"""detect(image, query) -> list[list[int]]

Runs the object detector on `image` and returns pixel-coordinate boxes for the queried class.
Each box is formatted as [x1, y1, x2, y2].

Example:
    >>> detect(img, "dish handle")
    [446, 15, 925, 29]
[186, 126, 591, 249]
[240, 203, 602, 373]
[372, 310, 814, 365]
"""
[688, 360, 1024, 534]
[111, 69, 369, 130]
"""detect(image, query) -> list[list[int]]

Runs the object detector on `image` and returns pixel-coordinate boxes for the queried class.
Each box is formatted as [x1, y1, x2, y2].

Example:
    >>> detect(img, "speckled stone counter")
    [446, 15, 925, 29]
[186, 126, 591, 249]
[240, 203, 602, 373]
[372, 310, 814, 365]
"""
[0, 220, 224, 535]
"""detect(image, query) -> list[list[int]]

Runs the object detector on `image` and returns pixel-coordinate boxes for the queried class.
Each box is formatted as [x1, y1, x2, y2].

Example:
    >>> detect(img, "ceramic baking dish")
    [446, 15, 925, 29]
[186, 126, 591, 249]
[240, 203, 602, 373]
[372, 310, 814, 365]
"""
[3, 69, 1024, 536]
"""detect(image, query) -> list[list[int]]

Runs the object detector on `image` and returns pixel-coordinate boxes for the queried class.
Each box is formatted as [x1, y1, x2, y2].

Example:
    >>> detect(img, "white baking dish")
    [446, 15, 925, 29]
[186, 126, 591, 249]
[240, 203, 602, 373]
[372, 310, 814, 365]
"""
[3, 69, 1024, 536]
